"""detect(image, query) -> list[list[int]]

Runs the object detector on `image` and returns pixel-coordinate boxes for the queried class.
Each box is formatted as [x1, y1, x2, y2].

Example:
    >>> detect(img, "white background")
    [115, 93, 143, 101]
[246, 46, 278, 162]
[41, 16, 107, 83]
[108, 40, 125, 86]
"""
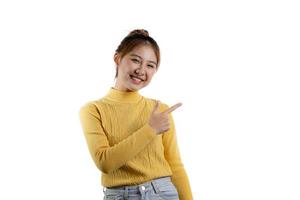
[0, 0, 299, 199]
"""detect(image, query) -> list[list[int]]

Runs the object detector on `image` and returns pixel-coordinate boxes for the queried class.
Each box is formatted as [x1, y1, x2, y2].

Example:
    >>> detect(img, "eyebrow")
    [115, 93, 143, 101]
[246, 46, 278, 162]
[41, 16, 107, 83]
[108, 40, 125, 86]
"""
[129, 53, 157, 66]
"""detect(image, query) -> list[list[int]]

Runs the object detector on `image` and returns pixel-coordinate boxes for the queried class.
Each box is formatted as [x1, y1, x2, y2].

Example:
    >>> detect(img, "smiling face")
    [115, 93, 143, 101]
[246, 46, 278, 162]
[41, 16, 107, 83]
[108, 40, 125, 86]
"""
[114, 44, 158, 92]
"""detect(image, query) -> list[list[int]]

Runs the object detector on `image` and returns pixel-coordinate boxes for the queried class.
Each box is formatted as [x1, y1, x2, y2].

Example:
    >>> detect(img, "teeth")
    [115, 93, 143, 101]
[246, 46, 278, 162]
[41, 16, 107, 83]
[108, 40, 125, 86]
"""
[130, 75, 143, 81]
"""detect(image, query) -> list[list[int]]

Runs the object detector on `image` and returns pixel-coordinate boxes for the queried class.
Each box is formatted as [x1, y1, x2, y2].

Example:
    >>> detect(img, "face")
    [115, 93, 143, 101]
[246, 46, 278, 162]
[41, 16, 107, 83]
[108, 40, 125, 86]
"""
[114, 44, 158, 92]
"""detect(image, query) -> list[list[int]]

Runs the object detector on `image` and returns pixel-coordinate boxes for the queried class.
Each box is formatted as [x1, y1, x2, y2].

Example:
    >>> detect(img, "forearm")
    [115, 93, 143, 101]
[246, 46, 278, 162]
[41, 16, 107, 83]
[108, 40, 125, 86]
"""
[89, 123, 157, 174]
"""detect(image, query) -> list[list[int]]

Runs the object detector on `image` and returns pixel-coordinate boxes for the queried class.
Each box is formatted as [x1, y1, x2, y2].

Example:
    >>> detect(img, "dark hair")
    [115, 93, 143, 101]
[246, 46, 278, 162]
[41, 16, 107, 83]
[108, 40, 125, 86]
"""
[114, 29, 160, 78]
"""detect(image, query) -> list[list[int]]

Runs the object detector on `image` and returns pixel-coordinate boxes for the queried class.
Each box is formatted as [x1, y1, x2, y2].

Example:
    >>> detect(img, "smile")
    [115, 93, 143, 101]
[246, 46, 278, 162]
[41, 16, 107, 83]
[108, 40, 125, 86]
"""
[130, 75, 145, 81]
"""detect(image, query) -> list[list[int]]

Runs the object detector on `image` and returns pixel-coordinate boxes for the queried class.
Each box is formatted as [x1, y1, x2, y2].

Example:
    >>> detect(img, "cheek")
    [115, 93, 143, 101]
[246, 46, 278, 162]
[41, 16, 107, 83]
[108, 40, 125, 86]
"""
[146, 71, 155, 80]
[124, 59, 131, 65]
[150, 69, 156, 76]
[119, 61, 132, 73]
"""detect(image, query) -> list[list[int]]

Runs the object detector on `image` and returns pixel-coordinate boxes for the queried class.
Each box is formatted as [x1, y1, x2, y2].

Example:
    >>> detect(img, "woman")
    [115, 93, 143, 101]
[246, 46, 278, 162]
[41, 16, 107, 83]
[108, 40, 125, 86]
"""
[79, 29, 193, 200]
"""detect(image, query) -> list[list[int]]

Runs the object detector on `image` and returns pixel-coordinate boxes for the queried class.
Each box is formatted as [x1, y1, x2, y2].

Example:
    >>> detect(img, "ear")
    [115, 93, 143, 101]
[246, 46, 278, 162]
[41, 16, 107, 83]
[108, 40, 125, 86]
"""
[114, 53, 121, 65]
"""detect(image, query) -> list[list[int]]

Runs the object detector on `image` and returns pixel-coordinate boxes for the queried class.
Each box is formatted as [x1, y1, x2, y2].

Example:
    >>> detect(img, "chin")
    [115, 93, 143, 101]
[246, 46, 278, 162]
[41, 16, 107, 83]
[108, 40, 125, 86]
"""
[128, 80, 149, 91]
[128, 85, 142, 92]
[126, 86, 138, 92]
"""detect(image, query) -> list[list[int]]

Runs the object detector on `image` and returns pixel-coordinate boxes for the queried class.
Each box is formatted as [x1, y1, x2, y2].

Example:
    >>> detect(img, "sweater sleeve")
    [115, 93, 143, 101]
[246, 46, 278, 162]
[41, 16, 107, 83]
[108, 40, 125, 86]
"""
[162, 103, 194, 200]
[78, 102, 157, 174]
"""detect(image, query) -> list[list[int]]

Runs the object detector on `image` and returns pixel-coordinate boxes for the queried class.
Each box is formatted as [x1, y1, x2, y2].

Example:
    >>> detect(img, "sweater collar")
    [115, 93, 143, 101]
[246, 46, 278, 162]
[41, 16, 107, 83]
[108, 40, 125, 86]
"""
[104, 87, 143, 103]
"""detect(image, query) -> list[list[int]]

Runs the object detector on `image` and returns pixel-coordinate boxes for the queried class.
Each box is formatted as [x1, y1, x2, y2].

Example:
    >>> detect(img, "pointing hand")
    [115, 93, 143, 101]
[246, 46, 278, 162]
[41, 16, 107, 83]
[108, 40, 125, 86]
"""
[148, 100, 182, 135]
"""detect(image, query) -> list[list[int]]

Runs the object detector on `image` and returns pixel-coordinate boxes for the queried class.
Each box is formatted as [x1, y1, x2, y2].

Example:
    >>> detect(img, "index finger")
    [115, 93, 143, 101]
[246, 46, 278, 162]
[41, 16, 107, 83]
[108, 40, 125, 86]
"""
[162, 103, 182, 114]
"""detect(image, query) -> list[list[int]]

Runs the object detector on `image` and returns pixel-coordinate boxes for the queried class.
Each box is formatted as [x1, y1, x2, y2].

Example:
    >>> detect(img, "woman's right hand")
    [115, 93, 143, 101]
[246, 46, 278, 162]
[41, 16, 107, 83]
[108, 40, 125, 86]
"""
[148, 100, 182, 135]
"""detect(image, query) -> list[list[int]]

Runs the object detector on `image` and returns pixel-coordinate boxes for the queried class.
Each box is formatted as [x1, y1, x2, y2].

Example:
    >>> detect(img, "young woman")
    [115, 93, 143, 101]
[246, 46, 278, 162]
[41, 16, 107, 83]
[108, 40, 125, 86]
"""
[79, 29, 193, 200]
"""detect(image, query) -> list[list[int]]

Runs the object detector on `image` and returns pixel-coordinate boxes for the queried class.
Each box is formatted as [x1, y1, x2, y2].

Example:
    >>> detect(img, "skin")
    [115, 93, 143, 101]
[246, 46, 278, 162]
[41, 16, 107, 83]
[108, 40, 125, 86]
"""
[149, 100, 183, 134]
[113, 44, 182, 134]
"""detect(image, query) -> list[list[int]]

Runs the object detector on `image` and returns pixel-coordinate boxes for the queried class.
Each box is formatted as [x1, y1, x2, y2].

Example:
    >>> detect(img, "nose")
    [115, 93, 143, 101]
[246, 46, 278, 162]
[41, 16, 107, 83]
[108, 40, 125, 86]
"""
[134, 65, 146, 75]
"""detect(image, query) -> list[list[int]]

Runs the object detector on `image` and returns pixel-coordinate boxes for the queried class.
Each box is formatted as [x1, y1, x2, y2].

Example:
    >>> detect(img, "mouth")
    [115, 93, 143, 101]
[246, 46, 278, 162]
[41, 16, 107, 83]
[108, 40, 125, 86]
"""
[130, 74, 145, 82]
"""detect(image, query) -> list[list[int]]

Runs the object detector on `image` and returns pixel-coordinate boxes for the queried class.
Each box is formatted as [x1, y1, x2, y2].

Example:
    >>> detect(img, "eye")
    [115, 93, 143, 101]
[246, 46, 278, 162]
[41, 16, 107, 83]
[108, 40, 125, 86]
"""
[131, 58, 140, 63]
[148, 65, 154, 68]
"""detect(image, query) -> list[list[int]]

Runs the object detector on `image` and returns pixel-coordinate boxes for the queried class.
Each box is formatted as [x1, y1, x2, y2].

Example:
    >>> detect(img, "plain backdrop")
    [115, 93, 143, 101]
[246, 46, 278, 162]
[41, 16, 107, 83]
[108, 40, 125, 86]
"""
[0, 0, 299, 199]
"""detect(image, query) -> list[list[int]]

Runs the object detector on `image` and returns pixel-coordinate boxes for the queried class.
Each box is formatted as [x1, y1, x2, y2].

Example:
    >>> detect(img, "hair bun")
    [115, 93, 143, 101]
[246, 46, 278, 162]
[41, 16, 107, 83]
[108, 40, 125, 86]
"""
[127, 29, 149, 37]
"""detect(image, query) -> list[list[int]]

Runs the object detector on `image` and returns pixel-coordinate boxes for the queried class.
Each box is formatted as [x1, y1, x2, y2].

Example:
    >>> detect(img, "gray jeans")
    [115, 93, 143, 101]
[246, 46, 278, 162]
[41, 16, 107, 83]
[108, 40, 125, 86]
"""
[103, 176, 179, 200]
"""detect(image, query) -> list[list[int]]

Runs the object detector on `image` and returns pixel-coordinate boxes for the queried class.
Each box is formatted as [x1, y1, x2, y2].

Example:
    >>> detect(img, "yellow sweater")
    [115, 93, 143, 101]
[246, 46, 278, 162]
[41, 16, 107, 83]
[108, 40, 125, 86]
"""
[78, 87, 193, 200]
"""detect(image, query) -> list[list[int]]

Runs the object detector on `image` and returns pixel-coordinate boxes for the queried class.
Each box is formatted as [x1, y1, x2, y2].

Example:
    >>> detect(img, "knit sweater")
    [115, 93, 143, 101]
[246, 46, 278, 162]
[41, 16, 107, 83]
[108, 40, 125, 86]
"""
[78, 87, 193, 200]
